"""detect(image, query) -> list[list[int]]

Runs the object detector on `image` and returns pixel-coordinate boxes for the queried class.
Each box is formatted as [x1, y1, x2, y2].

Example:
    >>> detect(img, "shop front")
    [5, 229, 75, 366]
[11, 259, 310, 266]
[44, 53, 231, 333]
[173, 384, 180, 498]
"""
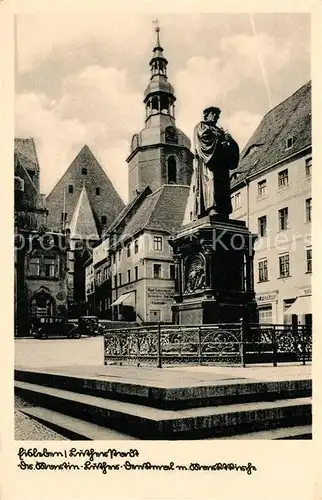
[256, 291, 278, 324]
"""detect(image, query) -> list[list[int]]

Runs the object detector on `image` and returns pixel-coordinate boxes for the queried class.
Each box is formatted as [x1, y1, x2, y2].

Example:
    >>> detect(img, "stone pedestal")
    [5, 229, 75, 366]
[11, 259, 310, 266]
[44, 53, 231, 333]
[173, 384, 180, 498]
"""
[169, 214, 258, 324]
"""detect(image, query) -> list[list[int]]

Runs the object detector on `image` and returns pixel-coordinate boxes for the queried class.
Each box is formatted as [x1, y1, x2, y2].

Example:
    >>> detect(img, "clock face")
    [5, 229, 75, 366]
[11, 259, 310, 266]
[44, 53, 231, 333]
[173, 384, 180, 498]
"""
[165, 126, 178, 144]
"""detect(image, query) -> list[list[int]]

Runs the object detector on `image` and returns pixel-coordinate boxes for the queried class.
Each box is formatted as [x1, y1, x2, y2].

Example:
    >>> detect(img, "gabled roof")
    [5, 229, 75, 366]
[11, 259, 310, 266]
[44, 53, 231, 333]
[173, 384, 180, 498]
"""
[46, 144, 125, 234]
[231, 81, 311, 189]
[116, 184, 190, 244]
[69, 185, 99, 240]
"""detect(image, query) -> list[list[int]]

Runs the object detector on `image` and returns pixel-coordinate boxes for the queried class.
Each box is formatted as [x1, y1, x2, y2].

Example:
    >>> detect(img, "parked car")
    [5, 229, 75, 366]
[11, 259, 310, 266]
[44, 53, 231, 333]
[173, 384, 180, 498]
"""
[31, 316, 80, 339]
[77, 316, 103, 336]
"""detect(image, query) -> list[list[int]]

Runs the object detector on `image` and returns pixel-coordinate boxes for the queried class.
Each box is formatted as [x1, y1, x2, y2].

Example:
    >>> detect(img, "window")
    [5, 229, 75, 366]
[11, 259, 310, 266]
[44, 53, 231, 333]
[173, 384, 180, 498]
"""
[103, 267, 108, 281]
[113, 275, 117, 288]
[127, 269, 131, 283]
[286, 136, 295, 149]
[96, 187, 100, 195]
[44, 257, 56, 278]
[68, 184, 73, 194]
[258, 215, 267, 237]
[170, 264, 175, 280]
[305, 157, 312, 177]
[154, 236, 163, 251]
[258, 259, 268, 282]
[258, 306, 272, 324]
[283, 298, 296, 323]
[134, 240, 139, 254]
[112, 253, 116, 265]
[101, 215, 107, 225]
[278, 207, 288, 231]
[167, 156, 177, 184]
[153, 264, 162, 279]
[61, 212, 68, 223]
[96, 270, 101, 284]
[118, 249, 121, 261]
[306, 248, 312, 273]
[278, 169, 289, 188]
[305, 198, 312, 223]
[279, 254, 290, 278]
[127, 243, 131, 257]
[257, 179, 267, 197]
[82, 167, 87, 175]
[135, 266, 138, 281]
[231, 192, 241, 210]
[118, 273, 122, 286]
[29, 257, 40, 276]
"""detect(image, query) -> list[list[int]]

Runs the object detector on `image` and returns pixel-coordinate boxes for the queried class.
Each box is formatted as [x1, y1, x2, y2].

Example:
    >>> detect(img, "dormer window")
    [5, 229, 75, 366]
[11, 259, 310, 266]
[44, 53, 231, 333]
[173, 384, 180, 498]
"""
[243, 143, 264, 159]
[286, 136, 295, 150]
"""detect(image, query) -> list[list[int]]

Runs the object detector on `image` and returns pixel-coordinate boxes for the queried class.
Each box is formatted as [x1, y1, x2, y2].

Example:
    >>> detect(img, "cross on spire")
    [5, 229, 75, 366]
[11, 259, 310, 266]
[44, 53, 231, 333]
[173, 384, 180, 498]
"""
[152, 18, 161, 46]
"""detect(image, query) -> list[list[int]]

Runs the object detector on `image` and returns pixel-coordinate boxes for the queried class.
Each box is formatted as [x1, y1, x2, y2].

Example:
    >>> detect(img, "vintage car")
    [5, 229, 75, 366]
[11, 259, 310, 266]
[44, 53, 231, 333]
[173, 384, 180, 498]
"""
[77, 316, 102, 336]
[31, 316, 80, 339]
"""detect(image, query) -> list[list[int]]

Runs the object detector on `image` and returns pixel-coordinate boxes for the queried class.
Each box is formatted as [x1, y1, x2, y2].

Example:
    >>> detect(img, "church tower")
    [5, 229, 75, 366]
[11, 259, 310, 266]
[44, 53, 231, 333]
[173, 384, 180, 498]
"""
[127, 23, 194, 200]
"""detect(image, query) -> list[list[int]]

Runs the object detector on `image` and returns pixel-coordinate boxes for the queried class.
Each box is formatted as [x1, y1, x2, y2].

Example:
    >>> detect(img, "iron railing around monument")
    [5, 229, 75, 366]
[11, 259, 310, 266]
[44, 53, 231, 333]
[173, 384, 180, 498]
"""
[103, 321, 312, 368]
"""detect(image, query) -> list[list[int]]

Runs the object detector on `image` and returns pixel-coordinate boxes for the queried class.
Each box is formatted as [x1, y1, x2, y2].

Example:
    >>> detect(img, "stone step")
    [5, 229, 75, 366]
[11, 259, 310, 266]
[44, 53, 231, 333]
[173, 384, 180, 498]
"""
[19, 407, 137, 441]
[14, 368, 311, 410]
[15, 380, 312, 439]
[214, 425, 312, 440]
[19, 406, 311, 441]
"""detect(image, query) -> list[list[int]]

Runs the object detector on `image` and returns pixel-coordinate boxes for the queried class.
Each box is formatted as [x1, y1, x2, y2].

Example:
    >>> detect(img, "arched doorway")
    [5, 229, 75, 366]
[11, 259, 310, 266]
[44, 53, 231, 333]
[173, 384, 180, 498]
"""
[30, 291, 55, 317]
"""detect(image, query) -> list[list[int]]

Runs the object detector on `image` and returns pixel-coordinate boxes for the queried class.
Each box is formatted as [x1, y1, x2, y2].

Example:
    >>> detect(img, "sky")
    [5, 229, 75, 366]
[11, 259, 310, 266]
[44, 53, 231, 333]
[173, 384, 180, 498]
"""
[15, 13, 310, 202]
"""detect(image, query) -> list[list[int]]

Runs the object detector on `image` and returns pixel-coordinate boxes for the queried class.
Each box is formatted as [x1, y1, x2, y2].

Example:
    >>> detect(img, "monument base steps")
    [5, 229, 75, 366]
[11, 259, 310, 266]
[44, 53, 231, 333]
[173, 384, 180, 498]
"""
[15, 367, 312, 440]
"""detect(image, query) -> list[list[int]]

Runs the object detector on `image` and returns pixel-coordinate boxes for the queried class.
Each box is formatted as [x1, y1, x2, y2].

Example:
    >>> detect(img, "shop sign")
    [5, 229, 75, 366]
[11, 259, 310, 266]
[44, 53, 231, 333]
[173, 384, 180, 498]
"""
[256, 292, 278, 303]
[147, 286, 174, 305]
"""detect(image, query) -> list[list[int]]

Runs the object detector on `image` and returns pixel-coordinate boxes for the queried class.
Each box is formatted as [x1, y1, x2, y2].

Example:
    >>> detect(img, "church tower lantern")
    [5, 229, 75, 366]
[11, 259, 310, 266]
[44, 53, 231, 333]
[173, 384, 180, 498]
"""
[144, 23, 176, 122]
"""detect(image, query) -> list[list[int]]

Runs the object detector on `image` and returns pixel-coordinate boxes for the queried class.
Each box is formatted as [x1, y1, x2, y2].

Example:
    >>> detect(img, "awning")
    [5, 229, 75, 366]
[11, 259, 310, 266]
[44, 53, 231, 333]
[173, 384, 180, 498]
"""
[286, 295, 311, 316]
[111, 292, 135, 307]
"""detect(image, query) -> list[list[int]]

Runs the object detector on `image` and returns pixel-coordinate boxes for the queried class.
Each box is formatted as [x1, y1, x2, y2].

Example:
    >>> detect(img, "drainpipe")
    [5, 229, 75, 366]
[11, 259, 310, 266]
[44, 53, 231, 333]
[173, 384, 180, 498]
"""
[244, 177, 250, 228]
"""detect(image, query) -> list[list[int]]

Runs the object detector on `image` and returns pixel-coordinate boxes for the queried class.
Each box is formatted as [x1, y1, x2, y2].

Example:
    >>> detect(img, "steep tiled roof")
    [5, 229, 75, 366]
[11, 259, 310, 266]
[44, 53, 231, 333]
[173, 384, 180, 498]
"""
[231, 81, 311, 190]
[14, 138, 46, 212]
[69, 185, 99, 240]
[117, 184, 190, 243]
[46, 144, 125, 234]
[106, 185, 152, 235]
[14, 138, 39, 173]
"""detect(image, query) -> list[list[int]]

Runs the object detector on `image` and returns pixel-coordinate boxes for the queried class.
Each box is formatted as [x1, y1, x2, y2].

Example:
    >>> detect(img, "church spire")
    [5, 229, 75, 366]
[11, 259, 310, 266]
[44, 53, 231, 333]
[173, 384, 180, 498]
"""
[144, 21, 176, 122]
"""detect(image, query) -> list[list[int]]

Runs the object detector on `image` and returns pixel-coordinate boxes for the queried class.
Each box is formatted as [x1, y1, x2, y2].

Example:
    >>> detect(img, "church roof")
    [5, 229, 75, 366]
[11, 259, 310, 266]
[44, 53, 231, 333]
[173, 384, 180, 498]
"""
[69, 185, 99, 240]
[231, 81, 311, 190]
[116, 184, 190, 244]
[46, 144, 125, 234]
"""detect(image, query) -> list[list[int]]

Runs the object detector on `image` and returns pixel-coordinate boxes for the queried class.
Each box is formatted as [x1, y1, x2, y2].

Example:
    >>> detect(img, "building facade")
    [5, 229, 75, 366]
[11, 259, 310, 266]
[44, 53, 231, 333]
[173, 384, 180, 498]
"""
[45, 145, 124, 309]
[14, 138, 70, 334]
[230, 82, 312, 325]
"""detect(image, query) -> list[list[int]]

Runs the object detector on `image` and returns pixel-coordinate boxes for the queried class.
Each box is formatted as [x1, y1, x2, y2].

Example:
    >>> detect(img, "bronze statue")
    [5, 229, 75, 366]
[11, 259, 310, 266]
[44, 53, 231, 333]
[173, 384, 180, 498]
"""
[194, 106, 239, 218]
